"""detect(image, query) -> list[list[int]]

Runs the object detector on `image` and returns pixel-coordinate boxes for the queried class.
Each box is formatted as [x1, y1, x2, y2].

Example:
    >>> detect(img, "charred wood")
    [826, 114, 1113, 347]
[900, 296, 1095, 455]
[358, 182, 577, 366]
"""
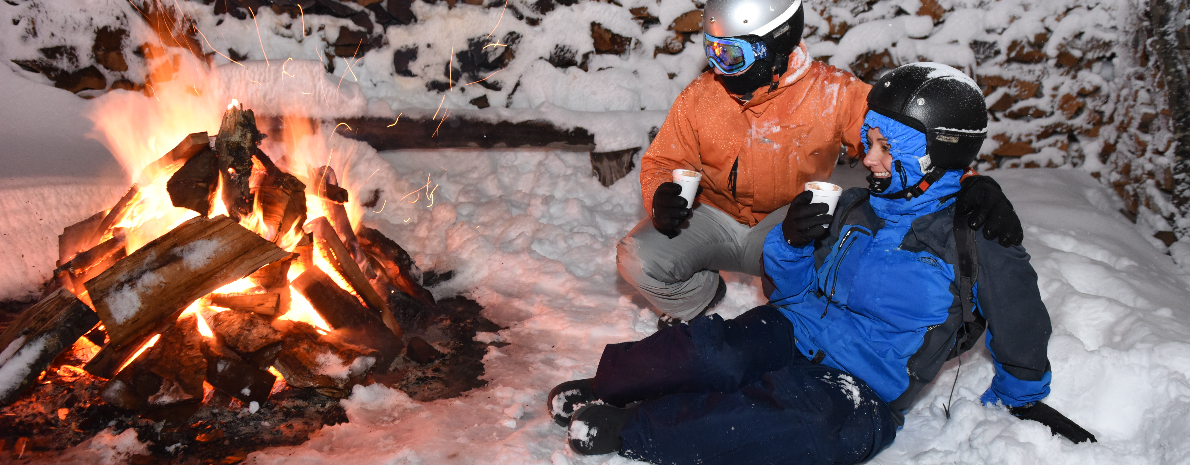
[309, 166, 365, 267]
[332, 116, 596, 151]
[290, 266, 403, 368]
[203, 339, 275, 404]
[166, 148, 220, 216]
[0, 289, 100, 405]
[270, 320, 378, 392]
[253, 152, 308, 246]
[100, 315, 206, 417]
[358, 226, 436, 307]
[84, 215, 288, 349]
[216, 106, 265, 221]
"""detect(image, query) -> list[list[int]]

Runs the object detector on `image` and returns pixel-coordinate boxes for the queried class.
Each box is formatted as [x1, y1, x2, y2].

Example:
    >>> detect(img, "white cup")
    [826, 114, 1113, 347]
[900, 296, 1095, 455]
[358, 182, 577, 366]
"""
[672, 169, 703, 207]
[804, 181, 843, 215]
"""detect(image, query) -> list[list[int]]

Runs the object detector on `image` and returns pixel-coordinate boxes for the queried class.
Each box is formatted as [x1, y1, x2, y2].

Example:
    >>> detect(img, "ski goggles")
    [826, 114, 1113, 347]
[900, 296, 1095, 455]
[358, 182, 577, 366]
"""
[704, 33, 768, 75]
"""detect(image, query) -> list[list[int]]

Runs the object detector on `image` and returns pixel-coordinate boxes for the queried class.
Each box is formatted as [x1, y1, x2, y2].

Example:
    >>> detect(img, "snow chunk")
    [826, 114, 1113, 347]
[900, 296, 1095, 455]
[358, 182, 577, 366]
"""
[86, 428, 151, 465]
[180, 239, 221, 270]
[314, 352, 375, 380]
[916, 62, 981, 94]
[103, 268, 165, 325]
[0, 335, 27, 366]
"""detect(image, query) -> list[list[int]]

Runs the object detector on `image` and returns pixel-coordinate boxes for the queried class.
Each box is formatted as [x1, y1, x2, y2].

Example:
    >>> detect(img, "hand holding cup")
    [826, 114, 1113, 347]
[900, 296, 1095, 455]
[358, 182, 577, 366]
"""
[781, 190, 832, 247]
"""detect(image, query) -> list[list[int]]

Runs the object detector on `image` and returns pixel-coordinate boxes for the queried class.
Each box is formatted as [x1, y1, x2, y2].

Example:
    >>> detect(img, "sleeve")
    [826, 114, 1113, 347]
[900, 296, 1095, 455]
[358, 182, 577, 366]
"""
[762, 225, 819, 307]
[838, 76, 872, 160]
[972, 238, 1053, 407]
[640, 84, 705, 212]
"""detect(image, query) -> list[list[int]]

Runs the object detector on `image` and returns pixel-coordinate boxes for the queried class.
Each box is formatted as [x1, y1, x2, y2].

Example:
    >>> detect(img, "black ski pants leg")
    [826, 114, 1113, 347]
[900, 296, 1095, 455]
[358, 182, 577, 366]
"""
[592, 305, 897, 465]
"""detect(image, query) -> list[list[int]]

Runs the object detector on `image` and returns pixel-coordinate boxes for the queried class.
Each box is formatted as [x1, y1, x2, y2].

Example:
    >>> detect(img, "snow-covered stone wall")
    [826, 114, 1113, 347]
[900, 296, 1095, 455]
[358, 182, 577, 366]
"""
[2, 0, 1186, 239]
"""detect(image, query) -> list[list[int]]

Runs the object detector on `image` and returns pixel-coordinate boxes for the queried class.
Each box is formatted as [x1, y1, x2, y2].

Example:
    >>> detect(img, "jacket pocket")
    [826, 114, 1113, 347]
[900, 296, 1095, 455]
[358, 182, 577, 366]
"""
[816, 225, 872, 316]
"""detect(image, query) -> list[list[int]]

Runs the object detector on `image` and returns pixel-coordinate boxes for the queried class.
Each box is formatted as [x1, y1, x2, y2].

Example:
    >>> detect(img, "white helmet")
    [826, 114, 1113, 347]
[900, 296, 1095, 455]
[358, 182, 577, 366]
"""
[704, 0, 802, 39]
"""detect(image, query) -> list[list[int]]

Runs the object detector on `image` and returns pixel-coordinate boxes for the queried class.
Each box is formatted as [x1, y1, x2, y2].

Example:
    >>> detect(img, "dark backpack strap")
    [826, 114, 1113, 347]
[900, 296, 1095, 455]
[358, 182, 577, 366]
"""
[950, 211, 986, 359]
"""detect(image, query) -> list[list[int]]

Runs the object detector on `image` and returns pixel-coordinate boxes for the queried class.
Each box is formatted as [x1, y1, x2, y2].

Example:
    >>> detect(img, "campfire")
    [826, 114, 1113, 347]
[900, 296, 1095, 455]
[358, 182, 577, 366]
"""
[0, 102, 495, 461]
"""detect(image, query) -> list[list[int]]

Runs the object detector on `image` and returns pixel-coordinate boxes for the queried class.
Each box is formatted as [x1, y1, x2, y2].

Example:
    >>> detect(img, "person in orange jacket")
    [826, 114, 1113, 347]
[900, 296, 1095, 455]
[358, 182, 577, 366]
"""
[619, 0, 1023, 328]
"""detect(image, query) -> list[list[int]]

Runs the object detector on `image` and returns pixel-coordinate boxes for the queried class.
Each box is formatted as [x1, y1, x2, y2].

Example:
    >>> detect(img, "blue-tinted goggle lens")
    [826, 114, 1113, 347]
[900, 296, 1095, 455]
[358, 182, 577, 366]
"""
[703, 34, 766, 75]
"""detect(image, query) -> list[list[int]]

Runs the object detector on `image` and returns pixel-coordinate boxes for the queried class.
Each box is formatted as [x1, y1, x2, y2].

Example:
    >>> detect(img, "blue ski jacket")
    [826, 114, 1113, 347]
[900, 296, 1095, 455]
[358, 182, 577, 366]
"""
[763, 114, 1052, 415]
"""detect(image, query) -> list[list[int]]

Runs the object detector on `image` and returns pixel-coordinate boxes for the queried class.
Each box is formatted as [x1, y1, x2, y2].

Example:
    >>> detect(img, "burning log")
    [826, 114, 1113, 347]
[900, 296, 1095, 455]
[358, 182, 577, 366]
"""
[252, 153, 307, 247]
[57, 211, 105, 267]
[215, 105, 264, 221]
[203, 338, 276, 404]
[0, 289, 100, 405]
[291, 266, 404, 368]
[138, 132, 212, 186]
[309, 166, 365, 266]
[358, 226, 436, 308]
[84, 215, 289, 349]
[166, 148, 219, 216]
[100, 314, 206, 416]
[208, 310, 283, 356]
[209, 292, 281, 316]
[271, 320, 378, 393]
[51, 234, 128, 300]
[309, 217, 402, 339]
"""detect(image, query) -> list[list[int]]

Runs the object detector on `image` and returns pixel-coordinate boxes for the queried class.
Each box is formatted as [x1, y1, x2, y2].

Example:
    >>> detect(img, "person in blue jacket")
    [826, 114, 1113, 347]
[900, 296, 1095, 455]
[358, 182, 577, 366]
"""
[546, 63, 1096, 464]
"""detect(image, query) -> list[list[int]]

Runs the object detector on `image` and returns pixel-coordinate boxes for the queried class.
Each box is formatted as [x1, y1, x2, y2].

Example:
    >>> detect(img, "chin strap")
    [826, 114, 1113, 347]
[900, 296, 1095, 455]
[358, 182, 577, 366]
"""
[871, 168, 947, 200]
[767, 50, 790, 92]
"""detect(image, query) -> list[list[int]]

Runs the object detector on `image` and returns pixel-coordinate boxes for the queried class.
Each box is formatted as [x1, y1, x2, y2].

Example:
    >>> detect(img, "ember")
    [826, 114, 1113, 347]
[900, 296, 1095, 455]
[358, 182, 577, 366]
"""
[0, 105, 502, 463]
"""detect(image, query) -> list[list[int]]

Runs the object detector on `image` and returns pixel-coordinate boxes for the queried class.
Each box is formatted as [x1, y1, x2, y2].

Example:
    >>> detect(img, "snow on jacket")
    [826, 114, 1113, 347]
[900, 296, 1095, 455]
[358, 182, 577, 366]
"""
[639, 42, 871, 227]
[761, 118, 1052, 414]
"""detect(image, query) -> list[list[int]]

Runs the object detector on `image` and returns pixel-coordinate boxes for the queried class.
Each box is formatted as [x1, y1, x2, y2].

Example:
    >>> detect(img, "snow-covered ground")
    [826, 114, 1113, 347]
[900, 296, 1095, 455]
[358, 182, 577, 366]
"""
[4, 135, 1190, 464]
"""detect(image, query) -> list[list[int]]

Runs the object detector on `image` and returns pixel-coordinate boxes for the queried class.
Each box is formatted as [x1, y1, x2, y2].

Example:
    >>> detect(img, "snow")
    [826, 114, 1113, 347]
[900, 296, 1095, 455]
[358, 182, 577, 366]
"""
[0, 334, 47, 400]
[103, 268, 164, 325]
[1, 0, 1189, 462]
[180, 239, 222, 270]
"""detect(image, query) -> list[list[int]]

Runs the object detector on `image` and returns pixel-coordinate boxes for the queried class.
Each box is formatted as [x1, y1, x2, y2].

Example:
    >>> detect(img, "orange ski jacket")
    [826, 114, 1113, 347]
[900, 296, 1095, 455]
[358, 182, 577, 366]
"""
[640, 43, 872, 227]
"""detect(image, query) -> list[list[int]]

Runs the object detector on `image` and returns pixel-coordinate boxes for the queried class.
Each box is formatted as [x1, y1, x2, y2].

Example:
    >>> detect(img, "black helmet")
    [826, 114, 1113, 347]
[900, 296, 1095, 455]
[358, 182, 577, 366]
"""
[866, 63, 987, 171]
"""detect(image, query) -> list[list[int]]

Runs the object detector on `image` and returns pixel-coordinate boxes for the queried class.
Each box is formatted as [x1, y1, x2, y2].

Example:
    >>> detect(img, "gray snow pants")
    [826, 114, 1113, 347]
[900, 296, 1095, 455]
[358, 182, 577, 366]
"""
[616, 203, 788, 320]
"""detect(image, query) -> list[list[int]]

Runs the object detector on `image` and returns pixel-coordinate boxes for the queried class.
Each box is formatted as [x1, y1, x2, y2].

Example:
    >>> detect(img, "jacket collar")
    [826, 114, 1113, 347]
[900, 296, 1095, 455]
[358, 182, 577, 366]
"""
[735, 41, 811, 110]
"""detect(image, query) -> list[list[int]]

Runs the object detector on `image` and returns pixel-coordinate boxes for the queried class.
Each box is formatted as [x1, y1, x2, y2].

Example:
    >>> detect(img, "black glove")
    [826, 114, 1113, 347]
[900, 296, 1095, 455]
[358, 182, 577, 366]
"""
[1009, 401, 1097, 444]
[781, 190, 831, 247]
[652, 182, 692, 238]
[955, 176, 1024, 247]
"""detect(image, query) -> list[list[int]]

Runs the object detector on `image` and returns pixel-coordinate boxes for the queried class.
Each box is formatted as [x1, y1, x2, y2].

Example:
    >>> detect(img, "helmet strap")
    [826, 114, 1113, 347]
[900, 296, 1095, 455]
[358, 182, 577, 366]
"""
[871, 168, 947, 200]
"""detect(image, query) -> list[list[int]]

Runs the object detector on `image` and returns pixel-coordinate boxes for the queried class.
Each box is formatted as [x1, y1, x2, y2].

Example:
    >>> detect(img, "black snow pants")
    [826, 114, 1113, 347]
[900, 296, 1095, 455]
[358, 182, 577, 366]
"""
[593, 306, 898, 465]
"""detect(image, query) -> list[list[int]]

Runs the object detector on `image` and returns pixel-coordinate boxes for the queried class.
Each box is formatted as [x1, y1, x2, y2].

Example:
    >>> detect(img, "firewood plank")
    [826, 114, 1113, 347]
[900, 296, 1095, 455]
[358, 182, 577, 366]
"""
[58, 211, 107, 267]
[209, 292, 281, 316]
[84, 215, 288, 349]
[136, 132, 210, 186]
[309, 217, 402, 339]
[0, 289, 100, 405]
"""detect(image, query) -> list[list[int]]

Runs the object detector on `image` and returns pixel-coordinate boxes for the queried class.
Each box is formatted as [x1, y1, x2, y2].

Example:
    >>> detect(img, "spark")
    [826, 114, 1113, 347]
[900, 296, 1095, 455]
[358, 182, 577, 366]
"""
[282, 57, 295, 77]
[449, 47, 455, 91]
[298, 3, 306, 39]
[335, 43, 363, 93]
[400, 174, 439, 207]
[387, 112, 404, 128]
[465, 69, 504, 86]
[301, 91, 313, 95]
[373, 200, 388, 213]
[248, 6, 270, 67]
[432, 95, 446, 120]
[433, 109, 451, 137]
[170, 0, 205, 58]
[486, 0, 508, 39]
[482, 43, 507, 50]
[333, 122, 353, 134]
[341, 57, 360, 81]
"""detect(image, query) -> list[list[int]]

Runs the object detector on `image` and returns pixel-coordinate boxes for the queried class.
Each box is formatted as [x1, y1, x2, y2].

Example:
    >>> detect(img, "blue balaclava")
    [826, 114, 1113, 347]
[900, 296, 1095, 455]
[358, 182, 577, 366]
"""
[860, 110, 962, 217]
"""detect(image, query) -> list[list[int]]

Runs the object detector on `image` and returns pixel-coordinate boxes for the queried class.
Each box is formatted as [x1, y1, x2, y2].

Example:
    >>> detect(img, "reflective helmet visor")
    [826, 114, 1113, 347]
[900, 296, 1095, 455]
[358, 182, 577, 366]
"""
[704, 34, 767, 75]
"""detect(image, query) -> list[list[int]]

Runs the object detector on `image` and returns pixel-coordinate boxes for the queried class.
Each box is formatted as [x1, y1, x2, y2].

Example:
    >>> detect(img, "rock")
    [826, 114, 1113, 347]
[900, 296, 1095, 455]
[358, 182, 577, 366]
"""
[93, 27, 128, 72]
[668, 10, 702, 33]
[591, 23, 631, 55]
[405, 336, 442, 365]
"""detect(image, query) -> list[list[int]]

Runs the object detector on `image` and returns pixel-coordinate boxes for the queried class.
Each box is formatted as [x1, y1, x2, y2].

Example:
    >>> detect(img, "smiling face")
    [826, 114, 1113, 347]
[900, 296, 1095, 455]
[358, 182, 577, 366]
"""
[863, 126, 893, 179]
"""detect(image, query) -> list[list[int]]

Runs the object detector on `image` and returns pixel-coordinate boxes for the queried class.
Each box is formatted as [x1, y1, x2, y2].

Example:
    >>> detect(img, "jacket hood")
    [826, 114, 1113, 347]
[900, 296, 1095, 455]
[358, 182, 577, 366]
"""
[861, 111, 960, 219]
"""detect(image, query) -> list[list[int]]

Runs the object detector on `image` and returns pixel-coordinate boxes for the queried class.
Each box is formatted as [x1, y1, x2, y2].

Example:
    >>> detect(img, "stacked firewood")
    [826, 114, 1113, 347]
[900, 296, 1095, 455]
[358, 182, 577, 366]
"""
[0, 106, 436, 415]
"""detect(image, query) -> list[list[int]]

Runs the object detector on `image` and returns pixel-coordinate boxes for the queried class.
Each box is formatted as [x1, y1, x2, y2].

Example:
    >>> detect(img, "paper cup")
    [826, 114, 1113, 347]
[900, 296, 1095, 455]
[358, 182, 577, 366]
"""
[672, 169, 702, 207]
[804, 181, 843, 215]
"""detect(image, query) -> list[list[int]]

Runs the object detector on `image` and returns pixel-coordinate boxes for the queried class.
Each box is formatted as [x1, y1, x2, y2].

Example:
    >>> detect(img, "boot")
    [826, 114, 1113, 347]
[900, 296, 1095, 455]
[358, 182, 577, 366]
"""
[568, 403, 638, 456]
[547, 378, 597, 427]
[657, 275, 726, 331]
[1008, 401, 1097, 444]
